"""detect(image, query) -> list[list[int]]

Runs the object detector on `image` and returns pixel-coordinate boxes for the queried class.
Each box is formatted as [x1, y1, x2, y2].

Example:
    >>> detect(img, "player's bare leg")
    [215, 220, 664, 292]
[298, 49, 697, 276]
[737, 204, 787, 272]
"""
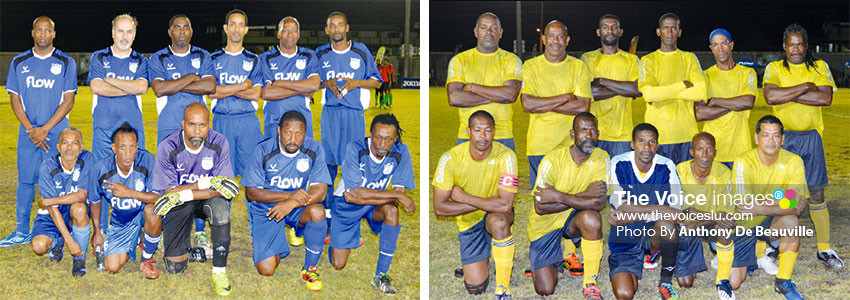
[104, 253, 130, 273]
[31, 235, 53, 256]
[611, 273, 639, 300]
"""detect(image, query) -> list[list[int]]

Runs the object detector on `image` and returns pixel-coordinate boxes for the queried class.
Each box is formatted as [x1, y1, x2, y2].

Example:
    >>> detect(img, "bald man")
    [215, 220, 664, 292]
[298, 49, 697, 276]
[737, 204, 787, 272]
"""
[3, 16, 78, 247]
[151, 103, 239, 296]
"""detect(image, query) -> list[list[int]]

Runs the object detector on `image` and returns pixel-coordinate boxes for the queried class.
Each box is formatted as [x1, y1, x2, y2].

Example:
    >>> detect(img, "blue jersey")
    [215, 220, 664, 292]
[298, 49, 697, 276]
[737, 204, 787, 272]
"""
[242, 136, 332, 213]
[5, 48, 77, 134]
[87, 47, 149, 131]
[151, 129, 233, 193]
[607, 151, 682, 253]
[210, 48, 262, 115]
[315, 41, 382, 110]
[258, 46, 319, 129]
[337, 137, 415, 198]
[36, 150, 96, 218]
[89, 150, 154, 227]
[149, 46, 215, 132]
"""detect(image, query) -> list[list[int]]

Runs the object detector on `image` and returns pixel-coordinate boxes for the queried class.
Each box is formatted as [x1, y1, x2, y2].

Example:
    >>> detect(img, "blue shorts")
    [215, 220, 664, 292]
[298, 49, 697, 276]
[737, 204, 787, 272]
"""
[675, 235, 707, 277]
[528, 209, 581, 271]
[321, 106, 365, 165]
[249, 205, 307, 263]
[103, 212, 143, 260]
[458, 217, 492, 266]
[598, 140, 632, 158]
[213, 113, 263, 177]
[609, 235, 651, 279]
[31, 211, 71, 251]
[157, 127, 180, 144]
[92, 124, 146, 161]
[657, 142, 692, 165]
[782, 130, 828, 190]
[456, 138, 515, 152]
[17, 125, 62, 184]
[731, 216, 774, 269]
[527, 155, 544, 187]
[608, 226, 706, 278]
[329, 197, 382, 249]
[264, 107, 314, 140]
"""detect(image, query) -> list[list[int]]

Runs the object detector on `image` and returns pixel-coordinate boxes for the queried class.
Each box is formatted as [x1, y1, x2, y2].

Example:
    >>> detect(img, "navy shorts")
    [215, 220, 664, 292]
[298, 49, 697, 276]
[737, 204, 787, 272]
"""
[17, 126, 62, 184]
[250, 205, 306, 263]
[657, 142, 692, 165]
[104, 212, 143, 260]
[458, 217, 492, 266]
[527, 155, 544, 187]
[528, 209, 581, 271]
[609, 225, 706, 278]
[456, 138, 515, 152]
[675, 235, 707, 277]
[213, 113, 263, 177]
[731, 216, 774, 269]
[31, 210, 71, 251]
[321, 106, 365, 166]
[609, 235, 650, 279]
[329, 196, 382, 249]
[598, 140, 632, 158]
[782, 130, 828, 190]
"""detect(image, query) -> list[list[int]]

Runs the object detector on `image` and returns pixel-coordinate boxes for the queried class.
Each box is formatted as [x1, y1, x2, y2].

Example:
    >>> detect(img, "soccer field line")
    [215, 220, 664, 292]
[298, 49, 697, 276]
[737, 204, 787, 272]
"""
[824, 112, 850, 119]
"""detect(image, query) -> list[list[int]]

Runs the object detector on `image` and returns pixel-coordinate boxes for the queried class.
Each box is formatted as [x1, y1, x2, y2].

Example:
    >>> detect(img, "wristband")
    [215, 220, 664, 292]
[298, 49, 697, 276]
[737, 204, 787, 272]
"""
[178, 189, 194, 202]
[197, 177, 212, 189]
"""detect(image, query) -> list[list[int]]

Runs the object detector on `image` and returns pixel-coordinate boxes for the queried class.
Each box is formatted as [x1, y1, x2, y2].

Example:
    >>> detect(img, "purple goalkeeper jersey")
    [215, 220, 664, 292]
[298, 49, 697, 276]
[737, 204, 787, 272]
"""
[151, 129, 233, 193]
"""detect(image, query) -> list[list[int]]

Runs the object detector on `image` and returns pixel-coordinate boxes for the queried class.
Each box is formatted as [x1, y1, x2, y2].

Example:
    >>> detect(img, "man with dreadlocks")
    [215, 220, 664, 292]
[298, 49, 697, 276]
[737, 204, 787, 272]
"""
[328, 113, 416, 295]
[763, 23, 842, 271]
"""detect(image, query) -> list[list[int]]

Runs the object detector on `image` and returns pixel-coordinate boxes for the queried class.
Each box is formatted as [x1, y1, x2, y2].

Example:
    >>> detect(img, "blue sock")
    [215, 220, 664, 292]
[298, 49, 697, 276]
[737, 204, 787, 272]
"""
[376, 223, 401, 276]
[71, 223, 91, 260]
[142, 232, 161, 260]
[303, 221, 327, 270]
[326, 164, 338, 229]
[195, 217, 206, 233]
[15, 182, 35, 234]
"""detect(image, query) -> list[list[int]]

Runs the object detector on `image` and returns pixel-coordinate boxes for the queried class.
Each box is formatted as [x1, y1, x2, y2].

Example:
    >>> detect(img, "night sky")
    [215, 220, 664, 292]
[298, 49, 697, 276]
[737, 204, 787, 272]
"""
[0, 0, 419, 53]
[430, 0, 849, 53]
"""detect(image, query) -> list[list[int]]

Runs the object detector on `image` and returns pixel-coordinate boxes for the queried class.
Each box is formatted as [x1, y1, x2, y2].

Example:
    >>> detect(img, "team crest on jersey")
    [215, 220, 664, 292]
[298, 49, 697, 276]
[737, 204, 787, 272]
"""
[296, 59, 306, 70]
[50, 63, 62, 75]
[129, 62, 138, 73]
[135, 178, 145, 191]
[242, 60, 253, 71]
[296, 158, 309, 173]
[72, 168, 80, 181]
[191, 58, 201, 69]
[383, 162, 394, 175]
[350, 57, 360, 69]
[202, 156, 214, 170]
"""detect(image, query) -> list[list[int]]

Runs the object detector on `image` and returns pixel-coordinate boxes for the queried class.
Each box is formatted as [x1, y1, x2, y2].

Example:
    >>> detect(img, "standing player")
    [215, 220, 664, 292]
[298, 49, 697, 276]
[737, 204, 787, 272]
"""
[446, 12, 521, 150]
[30, 128, 95, 277]
[87, 14, 151, 243]
[2, 16, 77, 247]
[209, 9, 262, 178]
[638, 13, 707, 164]
[242, 111, 331, 291]
[89, 123, 162, 279]
[434, 111, 518, 300]
[731, 115, 808, 299]
[581, 14, 642, 157]
[695, 28, 756, 169]
[149, 14, 215, 143]
[527, 112, 607, 300]
[316, 11, 382, 223]
[377, 60, 395, 109]
[259, 16, 320, 139]
[763, 23, 842, 269]
[151, 103, 239, 296]
[329, 114, 415, 295]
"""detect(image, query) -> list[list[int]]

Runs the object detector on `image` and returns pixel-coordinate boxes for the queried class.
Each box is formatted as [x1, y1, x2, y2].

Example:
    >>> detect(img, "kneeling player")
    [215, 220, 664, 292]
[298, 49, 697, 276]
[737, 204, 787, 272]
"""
[242, 111, 332, 291]
[30, 128, 96, 277]
[89, 123, 162, 279]
[329, 114, 416, 295]
[528, 112, 607, 299]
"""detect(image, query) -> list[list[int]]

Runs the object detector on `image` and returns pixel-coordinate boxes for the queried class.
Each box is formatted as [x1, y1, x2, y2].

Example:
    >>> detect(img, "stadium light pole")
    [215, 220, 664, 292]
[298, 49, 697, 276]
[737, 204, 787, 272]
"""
[403, 0, 411, 78]
[515, 1, 522, 56]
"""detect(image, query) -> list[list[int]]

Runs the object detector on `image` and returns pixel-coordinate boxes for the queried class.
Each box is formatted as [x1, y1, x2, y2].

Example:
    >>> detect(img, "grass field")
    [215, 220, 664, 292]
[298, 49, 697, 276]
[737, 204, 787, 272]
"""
[0, 87, 420, 299]
[429, 87, 850, 299]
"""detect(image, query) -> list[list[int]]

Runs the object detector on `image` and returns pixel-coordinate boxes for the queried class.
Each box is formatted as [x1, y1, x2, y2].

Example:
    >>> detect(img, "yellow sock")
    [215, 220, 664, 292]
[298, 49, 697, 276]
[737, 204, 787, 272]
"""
[580, 238, 603, 286]
[755, 240, 767, 258]
[563, 238, 576, 259]
[776, 251, 798, 280]
[715, 242, 734, 284]
[492, 236, 515, 294]
[809, 201, 831, 252]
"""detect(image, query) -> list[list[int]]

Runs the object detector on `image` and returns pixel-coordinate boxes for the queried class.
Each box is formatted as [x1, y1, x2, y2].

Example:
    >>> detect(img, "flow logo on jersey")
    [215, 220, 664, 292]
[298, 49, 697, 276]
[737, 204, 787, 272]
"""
[58, 186, 80, 196]
[275, 72, 301, 81]
[26, 76, 56, 89]
[270, 176, 303, 189]
[219, 72, 248, 85]
[363, 177, 389, 190]
[110, 196, 143, 210]
[106, 72, 135, 81]
[326, 70, 355, 80]
[179, 173, 210, 185]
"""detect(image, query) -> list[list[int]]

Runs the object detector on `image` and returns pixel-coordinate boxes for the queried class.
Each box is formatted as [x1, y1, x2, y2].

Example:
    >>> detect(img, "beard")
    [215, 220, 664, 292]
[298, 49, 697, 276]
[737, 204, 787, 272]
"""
[602, 34, 619, 46]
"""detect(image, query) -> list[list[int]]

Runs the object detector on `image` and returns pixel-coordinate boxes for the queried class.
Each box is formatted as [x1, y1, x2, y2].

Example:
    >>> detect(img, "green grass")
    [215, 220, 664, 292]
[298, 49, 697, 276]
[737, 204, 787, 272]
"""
[0, 87, 420, 299]
[429, 87, 850, 299]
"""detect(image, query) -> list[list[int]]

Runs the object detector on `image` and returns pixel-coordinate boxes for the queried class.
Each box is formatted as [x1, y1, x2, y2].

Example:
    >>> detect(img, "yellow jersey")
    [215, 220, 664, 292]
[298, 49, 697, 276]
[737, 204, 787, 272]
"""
[433, 142, 519, 232]
[447, 48, 523, 139]
[703, 64, 757, 162]
[581, 49, 641, 142]
[763, 60, 837, 135]
[521, 54, 593, 155]
[732, 148, 809, 229]
[527, 147, 608, 241]
[638, 49, 707, 144]
[676, 160, 735, 214]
